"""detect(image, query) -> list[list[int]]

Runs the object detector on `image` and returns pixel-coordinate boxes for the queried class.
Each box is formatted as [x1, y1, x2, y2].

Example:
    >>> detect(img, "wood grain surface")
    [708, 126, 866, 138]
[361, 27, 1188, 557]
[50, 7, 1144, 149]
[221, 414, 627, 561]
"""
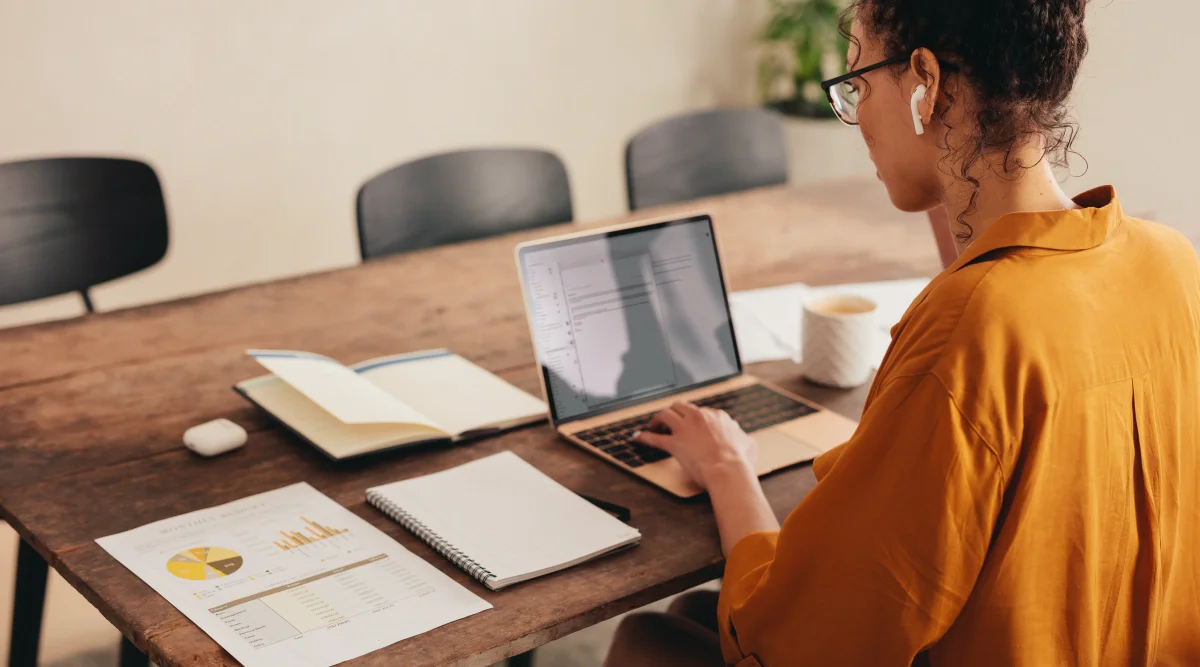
[0, 178, 940, 666]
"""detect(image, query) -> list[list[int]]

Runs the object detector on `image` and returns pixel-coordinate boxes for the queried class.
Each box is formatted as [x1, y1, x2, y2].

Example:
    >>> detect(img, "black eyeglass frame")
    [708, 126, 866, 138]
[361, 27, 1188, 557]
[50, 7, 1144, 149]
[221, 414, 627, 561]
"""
[819, 56, 909, 126]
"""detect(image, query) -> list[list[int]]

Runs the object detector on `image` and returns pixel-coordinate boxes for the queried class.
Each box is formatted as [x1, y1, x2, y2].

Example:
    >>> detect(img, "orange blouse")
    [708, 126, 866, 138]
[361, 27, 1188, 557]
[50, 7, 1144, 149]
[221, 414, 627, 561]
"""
[717, 188, 1200, 666]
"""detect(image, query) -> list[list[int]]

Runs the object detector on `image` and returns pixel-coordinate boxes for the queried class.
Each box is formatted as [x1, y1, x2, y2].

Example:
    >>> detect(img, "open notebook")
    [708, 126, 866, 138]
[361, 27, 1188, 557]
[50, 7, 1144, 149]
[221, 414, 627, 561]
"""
[235, 349, 547, 460]
[367, 451, 642, 590]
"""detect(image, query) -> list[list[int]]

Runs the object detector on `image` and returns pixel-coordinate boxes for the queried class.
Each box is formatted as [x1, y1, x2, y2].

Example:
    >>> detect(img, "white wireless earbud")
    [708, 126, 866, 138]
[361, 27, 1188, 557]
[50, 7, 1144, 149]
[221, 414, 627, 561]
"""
[910, 84, 928, 136]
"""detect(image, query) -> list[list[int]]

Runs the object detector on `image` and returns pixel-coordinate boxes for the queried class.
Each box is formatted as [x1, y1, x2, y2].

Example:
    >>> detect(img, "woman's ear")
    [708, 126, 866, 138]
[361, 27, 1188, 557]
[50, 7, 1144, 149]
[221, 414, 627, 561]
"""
[909, 47, 941, 126]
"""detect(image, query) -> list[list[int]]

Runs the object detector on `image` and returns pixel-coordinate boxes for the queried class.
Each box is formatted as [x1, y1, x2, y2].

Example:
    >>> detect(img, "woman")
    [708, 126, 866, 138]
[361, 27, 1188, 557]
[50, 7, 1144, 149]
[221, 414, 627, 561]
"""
[605, 1, 1200, 665]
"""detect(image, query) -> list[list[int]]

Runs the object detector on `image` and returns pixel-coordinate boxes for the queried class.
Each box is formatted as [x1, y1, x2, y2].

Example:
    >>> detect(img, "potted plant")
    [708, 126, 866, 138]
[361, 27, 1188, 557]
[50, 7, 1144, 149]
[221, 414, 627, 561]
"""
[758, 0, 849, 119]
[758, 0, 874, 184]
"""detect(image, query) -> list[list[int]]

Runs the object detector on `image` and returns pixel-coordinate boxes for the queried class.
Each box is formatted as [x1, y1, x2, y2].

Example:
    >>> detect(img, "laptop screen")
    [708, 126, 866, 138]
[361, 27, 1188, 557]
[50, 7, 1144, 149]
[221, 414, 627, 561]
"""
[517, 215, 741, 424]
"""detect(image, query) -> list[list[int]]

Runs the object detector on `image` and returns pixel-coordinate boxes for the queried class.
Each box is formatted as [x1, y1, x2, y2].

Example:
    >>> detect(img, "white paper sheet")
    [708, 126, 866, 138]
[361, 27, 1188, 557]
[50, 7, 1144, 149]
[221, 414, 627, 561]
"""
[729, 283, 811, 363]
[248, 350, 437, 426]
[730, 303, 798, 364]
[729, 278, 931, 369]
[96, 483, 490, 667]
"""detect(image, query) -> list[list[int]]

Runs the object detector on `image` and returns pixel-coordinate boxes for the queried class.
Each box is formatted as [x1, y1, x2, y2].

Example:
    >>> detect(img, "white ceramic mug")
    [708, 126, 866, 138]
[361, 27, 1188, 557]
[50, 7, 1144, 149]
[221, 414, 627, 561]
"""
[799, 294, 878, 388]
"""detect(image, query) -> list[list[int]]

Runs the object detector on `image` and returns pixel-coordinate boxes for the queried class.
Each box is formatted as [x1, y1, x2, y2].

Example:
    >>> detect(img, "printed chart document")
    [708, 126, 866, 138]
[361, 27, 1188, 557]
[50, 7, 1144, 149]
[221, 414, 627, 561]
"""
[96, 483, 490, 667]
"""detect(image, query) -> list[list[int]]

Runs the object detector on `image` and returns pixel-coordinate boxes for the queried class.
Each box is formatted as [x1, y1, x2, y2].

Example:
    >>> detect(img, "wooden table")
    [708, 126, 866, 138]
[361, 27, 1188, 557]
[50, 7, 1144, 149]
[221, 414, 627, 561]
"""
[0, 178, 939, 666]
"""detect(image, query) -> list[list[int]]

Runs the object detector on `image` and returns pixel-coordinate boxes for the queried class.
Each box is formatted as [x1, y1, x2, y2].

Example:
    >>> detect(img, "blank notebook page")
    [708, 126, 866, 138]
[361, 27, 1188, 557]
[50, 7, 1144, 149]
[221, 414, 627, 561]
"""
[237, 375, 444, 458]
[368, 452, 640, 584]
[360, 353, 546, 436]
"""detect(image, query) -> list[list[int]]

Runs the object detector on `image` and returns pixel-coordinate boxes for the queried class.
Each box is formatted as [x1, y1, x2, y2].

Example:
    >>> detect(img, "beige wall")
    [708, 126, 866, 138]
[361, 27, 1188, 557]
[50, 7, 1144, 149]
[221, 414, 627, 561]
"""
[1066, 0, 1198, 226]
[0, 0, 1192, 330]
[0, 0, 765, 327]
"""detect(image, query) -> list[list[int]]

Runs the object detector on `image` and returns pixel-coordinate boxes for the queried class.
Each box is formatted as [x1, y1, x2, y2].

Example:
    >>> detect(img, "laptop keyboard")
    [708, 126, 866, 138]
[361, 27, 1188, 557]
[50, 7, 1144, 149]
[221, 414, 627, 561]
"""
[573, 384, 818, 469]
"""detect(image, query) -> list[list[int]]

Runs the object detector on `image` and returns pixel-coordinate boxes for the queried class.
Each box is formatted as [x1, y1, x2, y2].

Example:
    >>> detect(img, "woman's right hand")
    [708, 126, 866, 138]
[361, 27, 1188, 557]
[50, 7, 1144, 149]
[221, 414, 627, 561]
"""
[633, 402, 759, 490]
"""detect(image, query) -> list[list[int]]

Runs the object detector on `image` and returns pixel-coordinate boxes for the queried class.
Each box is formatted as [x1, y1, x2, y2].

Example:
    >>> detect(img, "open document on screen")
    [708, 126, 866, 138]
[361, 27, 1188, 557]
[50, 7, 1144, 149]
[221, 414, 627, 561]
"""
[520, 218, 739, 421]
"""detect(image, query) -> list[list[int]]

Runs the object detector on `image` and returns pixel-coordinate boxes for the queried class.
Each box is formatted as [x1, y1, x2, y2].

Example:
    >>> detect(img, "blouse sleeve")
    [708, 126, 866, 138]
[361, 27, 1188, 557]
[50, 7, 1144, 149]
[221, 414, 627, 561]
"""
[716, 373, 1004, 666]
[811, 441, 846, 481]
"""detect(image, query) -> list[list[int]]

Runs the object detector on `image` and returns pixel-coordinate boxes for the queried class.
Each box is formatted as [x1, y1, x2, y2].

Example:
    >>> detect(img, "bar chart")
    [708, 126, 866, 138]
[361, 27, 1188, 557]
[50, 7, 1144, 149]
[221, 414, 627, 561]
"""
[273, 516, 350, 551]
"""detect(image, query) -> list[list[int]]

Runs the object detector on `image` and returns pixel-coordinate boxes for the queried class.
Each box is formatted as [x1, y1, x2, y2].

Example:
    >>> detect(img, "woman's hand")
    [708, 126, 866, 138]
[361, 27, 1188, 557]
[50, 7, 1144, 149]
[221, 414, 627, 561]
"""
[635, 402, 779, 553]
[633, 402, 759, 490]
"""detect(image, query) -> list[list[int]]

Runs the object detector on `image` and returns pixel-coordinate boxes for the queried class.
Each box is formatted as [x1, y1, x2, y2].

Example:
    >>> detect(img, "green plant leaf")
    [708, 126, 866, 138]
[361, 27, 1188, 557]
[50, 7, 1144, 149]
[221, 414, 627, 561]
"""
[759, 0, 853, 98]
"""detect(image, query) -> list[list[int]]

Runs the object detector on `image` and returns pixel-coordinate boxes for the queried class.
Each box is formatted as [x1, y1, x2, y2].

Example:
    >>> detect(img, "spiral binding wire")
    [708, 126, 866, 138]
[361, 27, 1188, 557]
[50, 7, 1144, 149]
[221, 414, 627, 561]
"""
[367, 490, 497, 584]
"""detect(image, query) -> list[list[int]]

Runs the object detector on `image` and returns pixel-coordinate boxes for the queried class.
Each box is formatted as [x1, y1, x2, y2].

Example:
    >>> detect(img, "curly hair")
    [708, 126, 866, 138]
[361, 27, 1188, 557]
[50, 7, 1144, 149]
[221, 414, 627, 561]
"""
[846, 0, 1090, 237]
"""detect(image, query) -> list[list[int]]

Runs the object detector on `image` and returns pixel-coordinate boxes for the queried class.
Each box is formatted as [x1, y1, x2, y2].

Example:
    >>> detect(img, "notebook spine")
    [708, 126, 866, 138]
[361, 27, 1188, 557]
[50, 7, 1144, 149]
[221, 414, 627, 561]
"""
[366, 490, 496, 584]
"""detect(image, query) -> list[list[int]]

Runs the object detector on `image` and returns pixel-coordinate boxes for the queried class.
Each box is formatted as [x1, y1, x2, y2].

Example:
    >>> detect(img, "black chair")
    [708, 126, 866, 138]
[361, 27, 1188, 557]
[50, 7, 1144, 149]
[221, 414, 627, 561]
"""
[0, 157, 169, 310]
[0, 156, 168, 667]
[355, 148, 573, 260]
[624, 108, 789, 211]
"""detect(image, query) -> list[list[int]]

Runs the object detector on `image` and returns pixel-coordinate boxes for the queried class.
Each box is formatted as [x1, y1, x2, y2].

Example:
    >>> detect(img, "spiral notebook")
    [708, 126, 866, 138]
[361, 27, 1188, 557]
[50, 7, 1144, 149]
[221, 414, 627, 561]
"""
[366, 452, 641, 590]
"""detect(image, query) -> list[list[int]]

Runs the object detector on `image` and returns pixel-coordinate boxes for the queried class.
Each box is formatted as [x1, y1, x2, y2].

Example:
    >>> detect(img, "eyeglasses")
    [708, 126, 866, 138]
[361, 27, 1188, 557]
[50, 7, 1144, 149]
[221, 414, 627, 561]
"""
[820, 56, 908, 126]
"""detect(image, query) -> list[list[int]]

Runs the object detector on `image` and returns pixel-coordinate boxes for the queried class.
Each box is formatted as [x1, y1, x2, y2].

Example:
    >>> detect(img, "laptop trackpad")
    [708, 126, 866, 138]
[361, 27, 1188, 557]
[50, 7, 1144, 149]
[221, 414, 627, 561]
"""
[752, 428, 825, 475]
[776, 409, 859, 449]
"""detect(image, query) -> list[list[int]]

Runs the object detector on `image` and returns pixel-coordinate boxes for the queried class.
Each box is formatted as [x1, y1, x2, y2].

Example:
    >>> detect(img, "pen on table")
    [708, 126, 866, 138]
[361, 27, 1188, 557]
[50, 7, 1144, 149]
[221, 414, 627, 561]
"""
[577, 494, 632, 522]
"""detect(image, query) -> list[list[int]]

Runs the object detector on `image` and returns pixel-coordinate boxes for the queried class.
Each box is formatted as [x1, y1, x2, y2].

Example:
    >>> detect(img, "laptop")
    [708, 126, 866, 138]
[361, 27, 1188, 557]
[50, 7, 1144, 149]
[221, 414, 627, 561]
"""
[515, 214, 859, 498]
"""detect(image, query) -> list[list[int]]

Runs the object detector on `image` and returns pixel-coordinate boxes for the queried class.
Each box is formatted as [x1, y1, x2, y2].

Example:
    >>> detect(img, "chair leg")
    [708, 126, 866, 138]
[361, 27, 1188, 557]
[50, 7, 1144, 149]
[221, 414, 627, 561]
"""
[507, 649, 535, 667]
[9, 538, 48, 667]
[80, 288, 96, 314]
[118, 636, 150, 667]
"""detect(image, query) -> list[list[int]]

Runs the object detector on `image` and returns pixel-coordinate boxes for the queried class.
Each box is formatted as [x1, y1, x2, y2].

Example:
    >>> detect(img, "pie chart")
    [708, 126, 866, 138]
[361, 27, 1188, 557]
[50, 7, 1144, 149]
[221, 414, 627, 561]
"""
[166, 547, 244, 581]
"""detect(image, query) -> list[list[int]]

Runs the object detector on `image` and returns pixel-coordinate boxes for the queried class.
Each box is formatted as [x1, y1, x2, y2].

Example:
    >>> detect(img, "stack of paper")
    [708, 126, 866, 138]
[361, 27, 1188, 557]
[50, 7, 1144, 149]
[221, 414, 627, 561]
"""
[729, 277, 930, 368]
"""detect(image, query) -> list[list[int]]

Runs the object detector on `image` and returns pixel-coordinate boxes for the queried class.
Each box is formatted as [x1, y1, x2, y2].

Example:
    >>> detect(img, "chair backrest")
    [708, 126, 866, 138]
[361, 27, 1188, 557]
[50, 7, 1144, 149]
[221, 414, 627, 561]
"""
[356, 148, 573, 260]
[625, 108, 789, 211]
[0, 157, 169, 310]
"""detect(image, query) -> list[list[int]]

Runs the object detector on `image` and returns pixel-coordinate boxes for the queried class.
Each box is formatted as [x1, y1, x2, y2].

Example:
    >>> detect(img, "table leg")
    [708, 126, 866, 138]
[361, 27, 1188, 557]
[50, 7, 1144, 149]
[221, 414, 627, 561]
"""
[9, 538, 48, 667]
[118, 636, 150, 667]
[507, 650, 534, 667]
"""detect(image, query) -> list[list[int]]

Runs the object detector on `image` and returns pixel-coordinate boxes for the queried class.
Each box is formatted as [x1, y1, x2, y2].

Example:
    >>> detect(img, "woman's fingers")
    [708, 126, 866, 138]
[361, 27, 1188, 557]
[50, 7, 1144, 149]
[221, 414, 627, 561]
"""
[672, 401, 702, 416]
[633, 428, 676, 453]
[639, 410, 679, 451]
[653, 405, 688, 430]
[635, 402, 711, 453]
